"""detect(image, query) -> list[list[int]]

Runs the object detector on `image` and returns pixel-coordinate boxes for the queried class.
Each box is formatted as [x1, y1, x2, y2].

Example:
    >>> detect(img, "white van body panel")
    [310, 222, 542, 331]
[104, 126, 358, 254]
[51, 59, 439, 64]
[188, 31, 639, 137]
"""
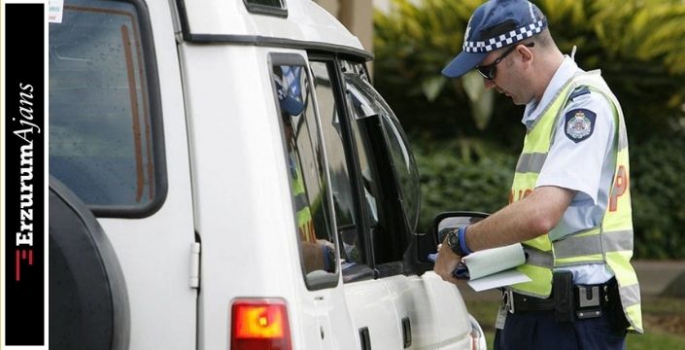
[97, 0, 197, 348]
[181, 0, 362, 51]
[182, 44, 307, 349]
[344, 278, 405, 349]
[423, 272, 475, 348]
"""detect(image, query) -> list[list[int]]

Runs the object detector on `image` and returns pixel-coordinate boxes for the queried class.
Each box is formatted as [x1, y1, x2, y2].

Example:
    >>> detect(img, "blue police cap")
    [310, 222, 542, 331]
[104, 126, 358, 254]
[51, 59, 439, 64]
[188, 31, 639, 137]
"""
[442, 0, 548, 78]
[276, 66, 306, 116]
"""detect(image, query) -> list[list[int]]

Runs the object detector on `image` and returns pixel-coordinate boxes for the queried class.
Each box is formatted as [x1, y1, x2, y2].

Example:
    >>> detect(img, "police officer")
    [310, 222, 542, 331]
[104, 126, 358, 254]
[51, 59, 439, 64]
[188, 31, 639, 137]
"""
[433, 0, 643, 348]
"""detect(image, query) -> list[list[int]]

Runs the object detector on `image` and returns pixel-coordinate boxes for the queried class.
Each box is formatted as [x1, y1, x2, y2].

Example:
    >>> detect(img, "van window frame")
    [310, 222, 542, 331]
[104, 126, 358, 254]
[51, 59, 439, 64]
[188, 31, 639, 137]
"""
[269, 52, 340, 290]
[337, 62, 417, 278]
[308, 54, 419, 281]
[48, 0, 167, 218]
[307, 53, 376, 283]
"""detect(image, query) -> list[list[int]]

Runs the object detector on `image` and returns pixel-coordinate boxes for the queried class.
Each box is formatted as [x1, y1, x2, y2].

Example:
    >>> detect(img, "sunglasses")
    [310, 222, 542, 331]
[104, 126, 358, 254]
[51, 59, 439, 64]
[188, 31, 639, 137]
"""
[476, 42, 535, 80]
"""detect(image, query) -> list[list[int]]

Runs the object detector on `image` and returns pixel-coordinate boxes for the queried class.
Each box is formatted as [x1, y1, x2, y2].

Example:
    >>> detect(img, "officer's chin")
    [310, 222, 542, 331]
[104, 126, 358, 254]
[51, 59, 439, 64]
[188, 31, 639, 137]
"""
[511, 95, 533, 106]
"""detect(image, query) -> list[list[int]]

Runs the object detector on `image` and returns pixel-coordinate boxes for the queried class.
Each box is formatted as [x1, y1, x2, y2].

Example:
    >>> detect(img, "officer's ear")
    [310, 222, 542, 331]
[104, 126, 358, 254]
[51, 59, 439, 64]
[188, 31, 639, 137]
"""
[517, 43, 534, 65]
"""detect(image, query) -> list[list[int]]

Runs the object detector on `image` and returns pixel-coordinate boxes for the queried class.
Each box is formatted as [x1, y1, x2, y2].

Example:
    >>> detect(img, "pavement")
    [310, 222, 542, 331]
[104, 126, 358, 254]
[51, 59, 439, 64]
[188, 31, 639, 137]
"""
[634, 260, 685, 298]
[458, 260, 685, 302]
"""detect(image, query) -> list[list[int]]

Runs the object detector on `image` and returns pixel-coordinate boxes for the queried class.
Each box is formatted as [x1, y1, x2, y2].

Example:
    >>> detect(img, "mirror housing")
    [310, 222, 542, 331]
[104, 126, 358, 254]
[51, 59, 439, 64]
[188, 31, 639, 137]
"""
[409, 211, 490, 275]
[431, 211, 490, 244]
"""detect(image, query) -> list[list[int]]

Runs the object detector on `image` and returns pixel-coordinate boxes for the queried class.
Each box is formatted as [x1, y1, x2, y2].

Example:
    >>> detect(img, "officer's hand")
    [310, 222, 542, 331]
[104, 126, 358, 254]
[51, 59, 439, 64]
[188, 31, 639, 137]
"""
[433, 237, 462, 285]
[317, 239, 335, 250]
[301, 241, 326, 273]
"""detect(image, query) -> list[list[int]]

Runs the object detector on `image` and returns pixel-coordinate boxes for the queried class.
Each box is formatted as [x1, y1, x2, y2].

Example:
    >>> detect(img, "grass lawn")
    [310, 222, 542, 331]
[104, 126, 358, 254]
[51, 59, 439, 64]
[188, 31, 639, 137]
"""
[464, 296, 685, 349]
[627, 331, 685, 350]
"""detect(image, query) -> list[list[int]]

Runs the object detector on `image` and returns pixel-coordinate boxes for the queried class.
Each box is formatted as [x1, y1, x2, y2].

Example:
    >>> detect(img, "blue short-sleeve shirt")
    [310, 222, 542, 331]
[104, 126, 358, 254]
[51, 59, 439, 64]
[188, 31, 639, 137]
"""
[522, 57, 616, 283]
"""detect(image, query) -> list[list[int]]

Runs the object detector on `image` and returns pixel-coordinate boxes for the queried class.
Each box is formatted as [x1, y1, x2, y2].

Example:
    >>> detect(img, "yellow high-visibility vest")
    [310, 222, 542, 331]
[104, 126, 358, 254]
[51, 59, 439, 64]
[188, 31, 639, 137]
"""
[290, 153, 317, 243]
[510, 70, 642, 333]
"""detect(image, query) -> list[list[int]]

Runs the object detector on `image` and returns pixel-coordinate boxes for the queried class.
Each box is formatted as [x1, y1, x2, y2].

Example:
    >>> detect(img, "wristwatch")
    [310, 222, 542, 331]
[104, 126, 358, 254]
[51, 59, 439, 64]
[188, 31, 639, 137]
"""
[446, 227, 470, 257]
[323, 245, 336, 272]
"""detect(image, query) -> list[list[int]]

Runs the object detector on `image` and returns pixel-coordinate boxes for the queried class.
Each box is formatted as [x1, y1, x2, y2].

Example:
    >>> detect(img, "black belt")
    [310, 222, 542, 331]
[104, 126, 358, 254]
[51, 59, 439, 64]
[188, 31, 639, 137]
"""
[503, 278, 615, 317]
[504, 290, 554, 313]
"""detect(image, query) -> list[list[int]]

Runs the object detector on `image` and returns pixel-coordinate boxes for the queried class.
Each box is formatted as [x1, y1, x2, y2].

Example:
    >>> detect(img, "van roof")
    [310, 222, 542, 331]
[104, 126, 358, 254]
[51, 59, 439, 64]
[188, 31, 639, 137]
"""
[177, 0, 371, 60]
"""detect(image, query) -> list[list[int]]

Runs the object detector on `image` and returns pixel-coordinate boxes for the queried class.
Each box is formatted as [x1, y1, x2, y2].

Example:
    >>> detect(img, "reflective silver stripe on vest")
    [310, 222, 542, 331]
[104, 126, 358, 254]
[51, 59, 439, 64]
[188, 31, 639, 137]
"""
[516, 152, 547, 173]
[553, 230, 634, 259]
[620, 283, 641, 307]
[523, 246, 554, 268]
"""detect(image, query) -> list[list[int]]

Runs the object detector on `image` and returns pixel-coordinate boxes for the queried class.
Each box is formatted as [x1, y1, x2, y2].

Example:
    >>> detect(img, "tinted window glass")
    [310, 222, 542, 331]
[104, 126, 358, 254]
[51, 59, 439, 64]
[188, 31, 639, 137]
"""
[346, 75, 421, 232]
[344, 72, 419, 270]
[49, 0, 162, 213]
[272, 60, 337, 289]
[379, 107, 421, 232]
[344, 87, 380, 228]
[309, 61, 363, 267]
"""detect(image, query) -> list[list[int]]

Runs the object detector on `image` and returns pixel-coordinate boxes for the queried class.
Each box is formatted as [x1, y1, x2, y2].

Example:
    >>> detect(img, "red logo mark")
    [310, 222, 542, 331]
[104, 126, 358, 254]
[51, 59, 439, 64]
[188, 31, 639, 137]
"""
[15, 249, 34, 281]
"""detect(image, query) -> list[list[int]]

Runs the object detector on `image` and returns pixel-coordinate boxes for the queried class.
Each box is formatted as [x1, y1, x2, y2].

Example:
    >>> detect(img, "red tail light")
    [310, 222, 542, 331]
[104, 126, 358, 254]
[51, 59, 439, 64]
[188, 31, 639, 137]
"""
[231, 298, 292, 350]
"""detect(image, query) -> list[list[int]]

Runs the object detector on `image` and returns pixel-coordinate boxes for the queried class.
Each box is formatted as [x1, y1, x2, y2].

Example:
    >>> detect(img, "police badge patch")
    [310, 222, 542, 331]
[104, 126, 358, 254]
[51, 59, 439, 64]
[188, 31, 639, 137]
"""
[564, 108, 596, 143]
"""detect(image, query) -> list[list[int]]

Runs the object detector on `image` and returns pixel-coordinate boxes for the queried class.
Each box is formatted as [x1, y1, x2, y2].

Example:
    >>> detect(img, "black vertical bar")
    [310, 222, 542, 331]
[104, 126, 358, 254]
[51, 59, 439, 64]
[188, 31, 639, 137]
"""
[359, 327, 371, 350]
[401, 316, 412, 348]
[4, 3, 46, 346]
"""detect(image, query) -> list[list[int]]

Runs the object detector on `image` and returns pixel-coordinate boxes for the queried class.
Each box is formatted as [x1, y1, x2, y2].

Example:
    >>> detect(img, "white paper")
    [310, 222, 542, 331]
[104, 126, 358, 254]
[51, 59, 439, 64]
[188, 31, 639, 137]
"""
[467, 268, 532, 292]
[49, 0, 64, 23]
[462, 243, 526, 280]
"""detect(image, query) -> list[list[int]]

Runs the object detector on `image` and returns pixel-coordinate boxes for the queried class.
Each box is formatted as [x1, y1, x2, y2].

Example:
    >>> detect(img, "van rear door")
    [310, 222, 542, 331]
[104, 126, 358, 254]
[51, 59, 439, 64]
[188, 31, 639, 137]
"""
[48, 0, 198, 349]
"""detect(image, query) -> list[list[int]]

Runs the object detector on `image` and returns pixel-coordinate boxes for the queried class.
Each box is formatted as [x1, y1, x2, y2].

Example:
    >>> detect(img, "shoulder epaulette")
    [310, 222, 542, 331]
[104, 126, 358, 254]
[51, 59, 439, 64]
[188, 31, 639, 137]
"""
[569, 86, 591, 101]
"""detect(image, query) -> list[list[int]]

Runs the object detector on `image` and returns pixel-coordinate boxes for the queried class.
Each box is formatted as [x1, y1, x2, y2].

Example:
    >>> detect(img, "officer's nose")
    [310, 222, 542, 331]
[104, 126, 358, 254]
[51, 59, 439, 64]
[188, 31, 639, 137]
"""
[483, 78, 496, 90]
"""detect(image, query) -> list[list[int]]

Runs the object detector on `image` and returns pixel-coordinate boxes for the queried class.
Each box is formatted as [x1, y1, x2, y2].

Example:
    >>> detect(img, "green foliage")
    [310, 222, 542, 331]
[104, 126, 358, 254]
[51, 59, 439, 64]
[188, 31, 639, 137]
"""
[631, 135, 685, 259]
[374, 0, 495, 141]
[537, 0, 685, 143]
[374, 0, 685, 143]
[627, 331, 685, 350]
[373, 0, 480, 96]
[375, 0, 685, 258]
[413, 140, 516, 233]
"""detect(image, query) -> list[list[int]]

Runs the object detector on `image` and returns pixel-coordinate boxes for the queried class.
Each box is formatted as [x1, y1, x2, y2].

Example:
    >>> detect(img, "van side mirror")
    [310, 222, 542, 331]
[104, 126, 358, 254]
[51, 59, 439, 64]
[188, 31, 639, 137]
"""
[431, 211, 490, 244]
[407, 211, 490, 276]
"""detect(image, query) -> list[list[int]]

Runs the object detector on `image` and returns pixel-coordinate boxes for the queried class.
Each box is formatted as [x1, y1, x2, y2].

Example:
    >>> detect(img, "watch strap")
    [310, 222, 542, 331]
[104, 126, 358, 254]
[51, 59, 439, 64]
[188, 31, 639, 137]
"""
[458, 226, 472, 255]
[448, 226, 472, 256]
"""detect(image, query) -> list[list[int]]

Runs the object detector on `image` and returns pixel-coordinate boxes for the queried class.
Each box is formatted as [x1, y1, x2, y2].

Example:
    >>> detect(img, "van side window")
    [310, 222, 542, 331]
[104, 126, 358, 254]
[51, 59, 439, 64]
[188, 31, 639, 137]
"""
[345, 98, 381, 229]
[344, 72, 420, 275]
[309, 61, 365, 271]
[49, 0, 164, 216]
[271, 60, 337, 289]
[373, 95, 421, 233]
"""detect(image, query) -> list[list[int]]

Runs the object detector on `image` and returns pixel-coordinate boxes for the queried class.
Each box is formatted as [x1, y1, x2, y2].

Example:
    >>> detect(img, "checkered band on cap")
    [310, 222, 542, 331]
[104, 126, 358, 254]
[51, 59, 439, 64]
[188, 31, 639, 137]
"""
[463, 19, 546, 53]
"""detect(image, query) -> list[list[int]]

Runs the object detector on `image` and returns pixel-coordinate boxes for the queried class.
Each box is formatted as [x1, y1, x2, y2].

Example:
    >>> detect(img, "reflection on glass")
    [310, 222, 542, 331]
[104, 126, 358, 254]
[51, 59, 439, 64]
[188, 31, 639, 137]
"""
[345, 75, 421, 232]
[310, 61, 363, 266]
[273, 63, 336, 285]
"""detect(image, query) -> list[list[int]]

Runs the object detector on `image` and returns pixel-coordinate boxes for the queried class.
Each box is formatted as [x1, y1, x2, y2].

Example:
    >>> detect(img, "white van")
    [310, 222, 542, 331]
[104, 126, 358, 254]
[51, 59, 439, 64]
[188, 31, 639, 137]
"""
[48, 0, 486, 349]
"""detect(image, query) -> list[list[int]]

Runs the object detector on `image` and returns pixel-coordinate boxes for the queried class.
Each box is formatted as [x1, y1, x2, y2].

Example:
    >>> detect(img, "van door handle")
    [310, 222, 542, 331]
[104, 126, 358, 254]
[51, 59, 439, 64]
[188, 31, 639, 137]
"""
[359, 327, 371, 350]
[402, 317, 412, 348]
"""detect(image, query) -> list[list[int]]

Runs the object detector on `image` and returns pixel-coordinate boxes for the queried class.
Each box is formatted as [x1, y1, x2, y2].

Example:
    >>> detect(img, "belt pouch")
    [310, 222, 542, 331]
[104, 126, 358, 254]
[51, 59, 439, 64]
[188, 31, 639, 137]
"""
[575, 284, 603, 319]
[607, 279, 630, 331]
[553, 271, 575, 322]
